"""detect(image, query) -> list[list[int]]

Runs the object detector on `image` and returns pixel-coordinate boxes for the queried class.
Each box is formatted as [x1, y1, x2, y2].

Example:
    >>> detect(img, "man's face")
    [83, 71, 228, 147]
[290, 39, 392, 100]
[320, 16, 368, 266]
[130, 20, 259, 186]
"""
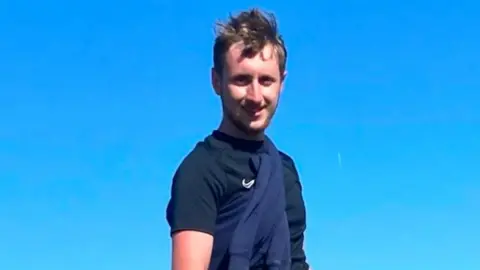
[212, 42, 286, 137]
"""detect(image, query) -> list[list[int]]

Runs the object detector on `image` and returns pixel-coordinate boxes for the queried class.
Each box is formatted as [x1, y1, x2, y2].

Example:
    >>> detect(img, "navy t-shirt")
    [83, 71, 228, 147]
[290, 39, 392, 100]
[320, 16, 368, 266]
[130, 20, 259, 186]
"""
[166, 130, 309, 269]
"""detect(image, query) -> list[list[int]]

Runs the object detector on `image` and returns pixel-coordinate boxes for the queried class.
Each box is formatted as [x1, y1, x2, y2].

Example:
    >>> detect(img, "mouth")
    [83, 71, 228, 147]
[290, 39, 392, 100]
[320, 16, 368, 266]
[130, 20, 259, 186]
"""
[243, 107, 264, 118]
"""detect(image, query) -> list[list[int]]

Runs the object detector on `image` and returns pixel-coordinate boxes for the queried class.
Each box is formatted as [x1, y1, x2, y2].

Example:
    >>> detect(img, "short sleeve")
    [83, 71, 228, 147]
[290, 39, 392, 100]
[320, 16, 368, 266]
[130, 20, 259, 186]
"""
[166, 149, 220, 236]
[280, 152, 310, 270]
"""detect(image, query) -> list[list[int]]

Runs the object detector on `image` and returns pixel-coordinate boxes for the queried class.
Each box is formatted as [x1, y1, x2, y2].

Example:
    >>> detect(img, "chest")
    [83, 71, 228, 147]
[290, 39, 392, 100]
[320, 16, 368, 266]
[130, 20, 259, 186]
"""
[208, 154, 292, 269]
[212, 153, 294, 211]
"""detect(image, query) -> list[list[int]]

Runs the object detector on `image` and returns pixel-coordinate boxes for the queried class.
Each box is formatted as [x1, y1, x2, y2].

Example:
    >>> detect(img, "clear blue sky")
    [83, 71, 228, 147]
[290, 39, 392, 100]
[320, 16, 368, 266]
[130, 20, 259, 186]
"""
[1, 0, 479, 269]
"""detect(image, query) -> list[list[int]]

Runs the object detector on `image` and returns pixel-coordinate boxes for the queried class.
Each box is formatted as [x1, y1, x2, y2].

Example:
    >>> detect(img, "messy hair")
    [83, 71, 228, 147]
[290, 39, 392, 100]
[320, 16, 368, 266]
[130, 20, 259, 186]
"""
[213, 8, 287, 75]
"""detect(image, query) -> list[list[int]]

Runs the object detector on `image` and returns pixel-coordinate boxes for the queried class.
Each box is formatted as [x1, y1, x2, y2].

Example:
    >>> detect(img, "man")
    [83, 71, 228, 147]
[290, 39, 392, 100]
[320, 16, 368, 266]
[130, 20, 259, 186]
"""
[166, 8, 310, 270]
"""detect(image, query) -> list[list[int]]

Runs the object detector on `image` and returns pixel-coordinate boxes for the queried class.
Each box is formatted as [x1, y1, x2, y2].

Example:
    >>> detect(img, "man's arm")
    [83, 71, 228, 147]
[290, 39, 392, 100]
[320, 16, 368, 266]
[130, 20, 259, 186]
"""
[281, 152, 310, 270]
[172, 231, 213, 270]
[286, 180, 309, 270]
[166, 151, 220, 270]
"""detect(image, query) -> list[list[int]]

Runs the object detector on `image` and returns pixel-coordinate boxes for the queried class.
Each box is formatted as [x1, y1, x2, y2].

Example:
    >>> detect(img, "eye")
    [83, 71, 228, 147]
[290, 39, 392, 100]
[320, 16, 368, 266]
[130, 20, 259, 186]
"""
[259, 75, 276, 86]
[231, 74, 252, 86]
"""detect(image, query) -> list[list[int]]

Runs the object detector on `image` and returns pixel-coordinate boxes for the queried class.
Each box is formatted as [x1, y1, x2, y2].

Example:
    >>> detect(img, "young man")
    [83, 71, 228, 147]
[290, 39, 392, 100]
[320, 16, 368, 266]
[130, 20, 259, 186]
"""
[166, 8, 310, 270]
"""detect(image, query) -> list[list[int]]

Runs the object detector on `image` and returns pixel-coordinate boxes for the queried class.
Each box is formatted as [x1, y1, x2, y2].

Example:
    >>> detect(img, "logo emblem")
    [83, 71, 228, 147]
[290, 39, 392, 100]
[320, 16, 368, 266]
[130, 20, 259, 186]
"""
[242, 178, 255, 189]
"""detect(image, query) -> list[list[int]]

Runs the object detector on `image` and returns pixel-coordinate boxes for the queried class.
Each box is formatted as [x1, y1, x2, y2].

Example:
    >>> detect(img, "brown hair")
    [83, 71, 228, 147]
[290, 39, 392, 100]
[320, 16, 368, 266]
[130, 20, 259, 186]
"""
[213, 8, 287, 75]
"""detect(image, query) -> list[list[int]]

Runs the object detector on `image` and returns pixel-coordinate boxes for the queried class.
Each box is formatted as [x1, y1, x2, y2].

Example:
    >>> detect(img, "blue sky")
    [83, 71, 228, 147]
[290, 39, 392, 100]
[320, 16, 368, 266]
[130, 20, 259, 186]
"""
[1, 0, 479, 269]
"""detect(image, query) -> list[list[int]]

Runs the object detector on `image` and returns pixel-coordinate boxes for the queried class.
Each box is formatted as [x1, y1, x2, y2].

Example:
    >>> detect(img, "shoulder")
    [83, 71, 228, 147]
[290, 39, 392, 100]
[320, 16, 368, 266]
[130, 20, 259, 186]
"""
[279, 151, 298, 174]
[278, 150, 303, 190]
[172, 140, 220, 184]
[169, 139, 226, 201]
[166, 140, 222, 235]
[175, 141, 210, 173]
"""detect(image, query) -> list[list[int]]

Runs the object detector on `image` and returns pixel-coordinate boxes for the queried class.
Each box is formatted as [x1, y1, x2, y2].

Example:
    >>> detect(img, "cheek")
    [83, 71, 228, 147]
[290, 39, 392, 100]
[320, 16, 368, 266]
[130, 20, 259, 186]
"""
[233, 86, 247, 99]
[225, 85, 246, 101]
[263, 87, 280, 105]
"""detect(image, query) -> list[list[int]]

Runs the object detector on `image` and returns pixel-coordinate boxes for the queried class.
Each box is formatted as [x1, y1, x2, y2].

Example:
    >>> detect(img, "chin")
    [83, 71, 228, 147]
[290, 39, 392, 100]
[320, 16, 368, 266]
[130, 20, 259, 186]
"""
[243, 119, 270, 133]
[227, 110, 271, 136]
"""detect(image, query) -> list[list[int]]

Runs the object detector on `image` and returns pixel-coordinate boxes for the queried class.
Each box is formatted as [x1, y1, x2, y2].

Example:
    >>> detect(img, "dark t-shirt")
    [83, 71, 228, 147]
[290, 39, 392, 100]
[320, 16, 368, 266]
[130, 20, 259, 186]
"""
[166, 131, 309, 269]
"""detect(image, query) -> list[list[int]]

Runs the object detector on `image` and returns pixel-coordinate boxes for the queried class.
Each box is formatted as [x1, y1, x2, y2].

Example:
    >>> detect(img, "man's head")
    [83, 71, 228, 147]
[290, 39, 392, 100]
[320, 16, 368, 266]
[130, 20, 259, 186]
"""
[212, 8, 287, 139]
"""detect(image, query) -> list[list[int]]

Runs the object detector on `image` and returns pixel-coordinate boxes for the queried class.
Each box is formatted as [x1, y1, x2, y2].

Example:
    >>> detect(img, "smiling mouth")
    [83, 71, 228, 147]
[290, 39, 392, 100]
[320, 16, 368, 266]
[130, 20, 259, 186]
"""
[243, 107, 264, 117]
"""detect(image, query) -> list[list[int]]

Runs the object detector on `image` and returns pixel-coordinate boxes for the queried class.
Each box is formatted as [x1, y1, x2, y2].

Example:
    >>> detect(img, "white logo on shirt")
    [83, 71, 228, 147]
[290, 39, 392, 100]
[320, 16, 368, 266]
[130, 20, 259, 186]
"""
[242, 178, 255, 189]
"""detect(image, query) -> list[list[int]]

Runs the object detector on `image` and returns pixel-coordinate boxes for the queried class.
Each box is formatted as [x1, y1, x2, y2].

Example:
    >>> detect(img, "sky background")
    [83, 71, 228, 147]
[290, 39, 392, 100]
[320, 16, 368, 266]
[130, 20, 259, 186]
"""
[1, 0, 479, 269]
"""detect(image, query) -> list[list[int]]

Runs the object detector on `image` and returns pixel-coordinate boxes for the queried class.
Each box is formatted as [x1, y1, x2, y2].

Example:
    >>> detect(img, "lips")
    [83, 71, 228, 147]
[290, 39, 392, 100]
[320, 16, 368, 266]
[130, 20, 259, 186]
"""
[243, 107, 263, 117]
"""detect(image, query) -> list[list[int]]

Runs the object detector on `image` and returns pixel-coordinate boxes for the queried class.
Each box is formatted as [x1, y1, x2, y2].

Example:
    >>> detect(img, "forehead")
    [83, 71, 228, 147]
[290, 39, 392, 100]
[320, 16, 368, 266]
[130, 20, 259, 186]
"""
[224, 42, 280, 76]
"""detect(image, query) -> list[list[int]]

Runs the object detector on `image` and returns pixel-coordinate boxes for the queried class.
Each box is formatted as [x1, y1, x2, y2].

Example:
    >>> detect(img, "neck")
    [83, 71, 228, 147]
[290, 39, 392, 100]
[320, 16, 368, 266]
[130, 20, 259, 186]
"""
[218, 117, 265, 141]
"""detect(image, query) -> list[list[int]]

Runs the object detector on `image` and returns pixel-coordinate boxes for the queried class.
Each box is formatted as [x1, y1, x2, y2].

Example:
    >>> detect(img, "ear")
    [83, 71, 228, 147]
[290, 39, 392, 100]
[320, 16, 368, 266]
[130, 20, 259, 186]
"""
[280, 70, 287, 92]
[211, 67, 222, 96]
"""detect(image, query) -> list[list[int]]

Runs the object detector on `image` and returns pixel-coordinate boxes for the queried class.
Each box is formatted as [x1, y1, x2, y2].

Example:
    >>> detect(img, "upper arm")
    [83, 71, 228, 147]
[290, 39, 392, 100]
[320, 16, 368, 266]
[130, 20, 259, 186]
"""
[172, 231, 213, 270]
[166, 150, 220, 270]
[281, 152, 310, 270]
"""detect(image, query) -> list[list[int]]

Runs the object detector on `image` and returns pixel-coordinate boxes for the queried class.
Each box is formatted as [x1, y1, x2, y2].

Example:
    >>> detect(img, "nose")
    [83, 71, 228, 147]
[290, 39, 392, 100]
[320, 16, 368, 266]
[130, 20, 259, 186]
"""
[245, 81, 262, 104]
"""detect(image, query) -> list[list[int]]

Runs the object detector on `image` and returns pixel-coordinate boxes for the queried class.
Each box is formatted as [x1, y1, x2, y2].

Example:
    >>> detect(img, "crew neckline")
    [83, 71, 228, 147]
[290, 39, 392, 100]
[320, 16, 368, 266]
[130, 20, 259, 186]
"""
[211, 130, 265, 153]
